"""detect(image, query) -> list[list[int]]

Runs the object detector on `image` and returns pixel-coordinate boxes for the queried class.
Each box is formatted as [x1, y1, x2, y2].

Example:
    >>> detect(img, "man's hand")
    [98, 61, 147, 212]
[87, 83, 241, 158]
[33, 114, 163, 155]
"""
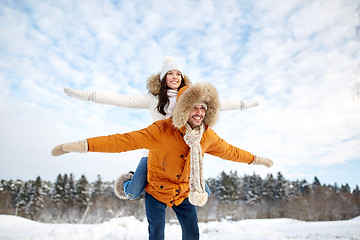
[64, 88, 92, 101]
[51, 140, 88, 157]
[252, 155, 273, 168]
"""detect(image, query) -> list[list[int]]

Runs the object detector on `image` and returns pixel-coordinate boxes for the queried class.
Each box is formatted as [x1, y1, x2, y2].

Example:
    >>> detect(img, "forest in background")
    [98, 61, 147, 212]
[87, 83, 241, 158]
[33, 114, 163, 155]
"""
[0, 171, 359, 224]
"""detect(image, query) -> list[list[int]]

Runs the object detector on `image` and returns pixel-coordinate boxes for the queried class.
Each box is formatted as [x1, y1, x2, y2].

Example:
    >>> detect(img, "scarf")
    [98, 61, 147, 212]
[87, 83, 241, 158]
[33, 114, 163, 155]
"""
[164, 89, 178, 119]
[183, 122, 208, 206]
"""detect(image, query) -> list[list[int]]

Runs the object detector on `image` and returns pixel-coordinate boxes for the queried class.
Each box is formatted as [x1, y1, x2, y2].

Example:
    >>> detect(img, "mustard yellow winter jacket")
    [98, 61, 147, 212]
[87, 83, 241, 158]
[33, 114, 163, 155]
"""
[87, 118, 255, 207]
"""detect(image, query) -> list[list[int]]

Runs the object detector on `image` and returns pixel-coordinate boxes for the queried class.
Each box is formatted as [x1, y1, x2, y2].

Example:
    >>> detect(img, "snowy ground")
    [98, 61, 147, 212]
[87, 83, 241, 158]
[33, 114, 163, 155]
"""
[0, 215, 359, 240]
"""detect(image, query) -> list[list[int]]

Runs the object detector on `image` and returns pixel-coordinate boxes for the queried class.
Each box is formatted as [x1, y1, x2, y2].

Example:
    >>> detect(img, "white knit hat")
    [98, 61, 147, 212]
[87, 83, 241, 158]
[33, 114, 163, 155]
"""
[160, 56, 183, 80]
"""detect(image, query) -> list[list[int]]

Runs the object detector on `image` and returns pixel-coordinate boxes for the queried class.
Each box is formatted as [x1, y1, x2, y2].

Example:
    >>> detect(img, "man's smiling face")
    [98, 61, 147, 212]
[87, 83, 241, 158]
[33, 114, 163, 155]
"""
[187, 104, 206, 129]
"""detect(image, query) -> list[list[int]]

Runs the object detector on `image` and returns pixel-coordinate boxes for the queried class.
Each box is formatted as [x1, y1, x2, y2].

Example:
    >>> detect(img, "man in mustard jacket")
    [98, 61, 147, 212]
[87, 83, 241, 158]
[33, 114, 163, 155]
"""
[52, 83, 273, 240]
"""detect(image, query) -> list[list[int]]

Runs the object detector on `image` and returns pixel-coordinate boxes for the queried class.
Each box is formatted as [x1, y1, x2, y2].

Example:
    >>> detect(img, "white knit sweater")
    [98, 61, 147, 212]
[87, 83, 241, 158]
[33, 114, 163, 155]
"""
[91, 89, 178, 121]
[90, 89, 253, 120]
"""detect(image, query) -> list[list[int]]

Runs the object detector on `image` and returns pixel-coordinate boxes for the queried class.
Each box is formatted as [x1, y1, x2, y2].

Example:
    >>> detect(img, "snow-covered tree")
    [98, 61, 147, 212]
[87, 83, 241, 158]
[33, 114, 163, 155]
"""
[329, 182, 340, 193]
[51, 174, 65, 218]
[340, 184, 351, 194]
[14, 181, 31, 216]
[26, 177, 45, 220]
[75, 175, 90, 208]
[92, 175, 104, 197]
[0, 180, 6, 192]
[353, 185, 360, 196]
[241, 173, 263, 204]
[216, 171, 241, 203]
[275, 172, 288, 200]
[262, 174, 277, 201]
[313, 177, 321, 186]
[287, 180, 303, 198]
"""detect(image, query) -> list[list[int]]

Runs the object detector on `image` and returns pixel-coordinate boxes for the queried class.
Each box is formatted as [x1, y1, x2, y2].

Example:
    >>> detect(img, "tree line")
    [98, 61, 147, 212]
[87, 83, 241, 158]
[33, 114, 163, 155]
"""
[0, 172, 359, 223]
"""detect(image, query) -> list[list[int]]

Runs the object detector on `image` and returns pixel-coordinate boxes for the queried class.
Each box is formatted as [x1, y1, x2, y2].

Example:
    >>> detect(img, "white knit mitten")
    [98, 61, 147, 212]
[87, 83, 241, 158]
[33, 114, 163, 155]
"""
[241, 100, 259, 109]
[64, 88, 94, 101]
[51, 140, 88, 156]
[252, 155, 273, 168]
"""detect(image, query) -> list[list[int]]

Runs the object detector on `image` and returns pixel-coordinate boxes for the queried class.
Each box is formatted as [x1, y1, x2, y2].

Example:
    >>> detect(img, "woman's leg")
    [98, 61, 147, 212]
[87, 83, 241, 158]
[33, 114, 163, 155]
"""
[122, 156, 148, 199]
[205, 182, 211, 196]
[145, 192, 167, 240]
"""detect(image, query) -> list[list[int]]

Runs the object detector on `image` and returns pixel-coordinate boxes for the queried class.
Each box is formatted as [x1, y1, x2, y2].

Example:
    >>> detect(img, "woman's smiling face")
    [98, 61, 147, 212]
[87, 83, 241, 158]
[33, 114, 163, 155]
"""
[166, 70, 182, 90]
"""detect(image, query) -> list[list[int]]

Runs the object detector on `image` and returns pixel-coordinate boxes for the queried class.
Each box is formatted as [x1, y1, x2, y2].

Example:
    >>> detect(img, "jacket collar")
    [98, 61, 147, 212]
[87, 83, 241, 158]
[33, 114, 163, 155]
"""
[177, 123, 209, 136]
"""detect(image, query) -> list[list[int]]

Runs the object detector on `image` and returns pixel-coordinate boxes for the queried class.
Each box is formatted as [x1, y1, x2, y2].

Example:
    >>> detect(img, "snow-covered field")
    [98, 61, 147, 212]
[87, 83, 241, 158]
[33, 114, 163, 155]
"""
[0, 215, 359, 240]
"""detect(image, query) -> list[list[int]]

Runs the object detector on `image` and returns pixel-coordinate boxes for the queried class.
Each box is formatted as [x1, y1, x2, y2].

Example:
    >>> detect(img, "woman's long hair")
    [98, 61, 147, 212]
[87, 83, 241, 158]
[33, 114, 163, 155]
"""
[156, 75, 186, 116]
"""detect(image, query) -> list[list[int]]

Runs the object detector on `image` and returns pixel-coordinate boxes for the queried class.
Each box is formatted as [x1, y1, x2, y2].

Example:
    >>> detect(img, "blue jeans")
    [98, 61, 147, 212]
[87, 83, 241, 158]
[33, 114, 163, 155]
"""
[123, 157, 149, 199]
[123, 157, 211, 200]
[145, 192, 199, 240]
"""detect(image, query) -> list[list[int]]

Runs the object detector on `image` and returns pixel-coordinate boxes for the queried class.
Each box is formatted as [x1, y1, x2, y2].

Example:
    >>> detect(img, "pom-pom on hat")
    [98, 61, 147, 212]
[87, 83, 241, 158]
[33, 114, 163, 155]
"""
[160, 56, 183, 81]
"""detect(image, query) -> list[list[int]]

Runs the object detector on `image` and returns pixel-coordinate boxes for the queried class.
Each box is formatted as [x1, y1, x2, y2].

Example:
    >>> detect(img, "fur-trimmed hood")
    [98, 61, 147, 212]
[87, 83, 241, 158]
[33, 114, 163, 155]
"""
[146, 72, 192, 96]
[172, 83, 220, 129]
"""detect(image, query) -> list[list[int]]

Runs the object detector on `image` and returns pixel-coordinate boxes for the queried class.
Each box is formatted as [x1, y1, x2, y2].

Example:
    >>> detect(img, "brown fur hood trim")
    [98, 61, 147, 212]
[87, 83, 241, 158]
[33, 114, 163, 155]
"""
[172, 83, 220, 129]
[146, 72, 192, 96]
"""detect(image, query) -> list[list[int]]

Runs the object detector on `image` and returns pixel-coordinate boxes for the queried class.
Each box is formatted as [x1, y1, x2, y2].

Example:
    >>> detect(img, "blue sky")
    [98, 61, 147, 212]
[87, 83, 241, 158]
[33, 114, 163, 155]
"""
[1, 0, 359, 189]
